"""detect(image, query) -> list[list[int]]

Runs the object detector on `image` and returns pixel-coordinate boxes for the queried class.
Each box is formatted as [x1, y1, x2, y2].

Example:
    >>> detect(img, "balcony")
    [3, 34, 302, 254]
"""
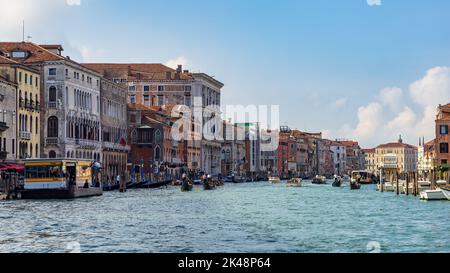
[0, 121, 9, 132]
[19, 131, 31, 140]
[48, 102, 58, 109]
[103, 142, 131, 151]
[76, 139, 98, 150]
[46, 137, 59, 145]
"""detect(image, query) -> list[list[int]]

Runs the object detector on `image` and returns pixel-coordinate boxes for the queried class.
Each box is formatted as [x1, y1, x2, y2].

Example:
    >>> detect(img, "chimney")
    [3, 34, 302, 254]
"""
[40, 45, 64, 56]
[177, 65, 182, 73]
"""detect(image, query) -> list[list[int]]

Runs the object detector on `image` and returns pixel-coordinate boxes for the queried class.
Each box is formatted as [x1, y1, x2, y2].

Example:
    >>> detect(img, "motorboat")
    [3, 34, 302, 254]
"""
[442, 187, 450, 200]
[436, 180, 448, 188]
[420, 189, 447, 201]
[269, 177, 281, 184]
[287, 178, 302, 187]
[312, 175, 327, 184]
[351, 171, 373, 185]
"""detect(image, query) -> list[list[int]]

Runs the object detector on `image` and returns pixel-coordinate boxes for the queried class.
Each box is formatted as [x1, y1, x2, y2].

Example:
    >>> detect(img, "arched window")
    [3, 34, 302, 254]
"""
[35, 117, 39, 134]
[47, 116, 58, 138]
[155, 146, 161, 162]
[49, 86, 57, 102]
[35, 144, 39, 158]
[30, 116, 33, 133]
[49, 151, 56, 158]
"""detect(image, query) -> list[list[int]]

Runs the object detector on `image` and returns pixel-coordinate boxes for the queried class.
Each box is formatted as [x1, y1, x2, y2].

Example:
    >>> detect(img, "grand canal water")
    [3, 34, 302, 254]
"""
[0, 181, 448, 253]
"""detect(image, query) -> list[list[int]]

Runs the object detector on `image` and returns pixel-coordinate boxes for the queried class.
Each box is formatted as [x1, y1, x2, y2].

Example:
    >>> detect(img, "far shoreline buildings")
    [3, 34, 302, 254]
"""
[0, 41, 448, 181]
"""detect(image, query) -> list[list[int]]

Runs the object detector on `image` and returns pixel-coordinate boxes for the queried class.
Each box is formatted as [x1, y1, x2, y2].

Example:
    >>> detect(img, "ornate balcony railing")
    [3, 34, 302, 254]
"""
[48, 102, 58, 109]
[46, 137, 59, 145]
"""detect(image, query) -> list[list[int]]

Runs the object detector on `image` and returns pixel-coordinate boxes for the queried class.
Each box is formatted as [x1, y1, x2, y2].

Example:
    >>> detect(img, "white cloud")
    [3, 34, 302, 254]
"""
[378, 87, 403, 113]
[332, 97, 348, 108]
[66, 0, 81, 5]
[352, 102, 382, 141]
[335, 66, 450, 147]
[410, 66, 450, 108]
[367, 0, 382, 6]
[165, 56, 188, 69]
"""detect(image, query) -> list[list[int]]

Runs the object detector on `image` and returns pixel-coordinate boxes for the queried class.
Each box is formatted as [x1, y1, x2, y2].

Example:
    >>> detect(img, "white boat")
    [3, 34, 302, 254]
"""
[269, 177, 281, 184]
[436, 180, 448, 188]
[287, 178, 302, 187]
[420, 189, 447, 201]
[442, 188, 450, 201]
[384, 182, 395, 192]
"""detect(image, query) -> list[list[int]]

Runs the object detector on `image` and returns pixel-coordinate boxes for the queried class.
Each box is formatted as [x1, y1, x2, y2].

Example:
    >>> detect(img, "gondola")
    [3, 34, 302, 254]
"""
[203, 181, 216, 191]
[139, 179, 172, 189]
[332, 177, 342, 187]
[181, 181, 194, 192]
[350, 182, 361, 190]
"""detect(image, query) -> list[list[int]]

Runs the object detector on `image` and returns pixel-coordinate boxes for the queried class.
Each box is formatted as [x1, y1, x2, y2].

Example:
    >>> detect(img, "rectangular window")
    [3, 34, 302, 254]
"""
[12, 139, 14, 154]
[158, 96, 164, 106]
[143, 95, 150, 105]
[184, 85, 192, 92]
[12, 51, 26, 58]
[30, 75, 33, 85]
[25, 74, 28, 84]
[144, 85, 150, 92]
[129, 86, 136, 92]
[130, 95, 136, 104]
[49, 68, 57, 76]
[440, 125, 448, 135]
[158, 85, 165, 92]
[440, 143, 449, 154]
[19, 72, 22, 82]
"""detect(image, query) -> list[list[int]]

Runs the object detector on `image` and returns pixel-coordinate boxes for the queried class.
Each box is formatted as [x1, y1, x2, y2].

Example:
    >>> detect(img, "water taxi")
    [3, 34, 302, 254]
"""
[21, 159, 102, 199]
[312, 175, 327, 184]
[351, 171, 373, 185]
[269, 177, 281, 184]
[287, 178, 302, 187]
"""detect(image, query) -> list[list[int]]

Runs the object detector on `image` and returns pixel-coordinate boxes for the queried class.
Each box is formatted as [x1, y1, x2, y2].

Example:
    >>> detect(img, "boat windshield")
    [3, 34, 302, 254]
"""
[25, 165, 64, 179]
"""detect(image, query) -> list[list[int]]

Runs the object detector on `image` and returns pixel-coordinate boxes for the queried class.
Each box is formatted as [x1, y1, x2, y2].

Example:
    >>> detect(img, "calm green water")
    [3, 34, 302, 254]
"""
[0, 181, 448, 253]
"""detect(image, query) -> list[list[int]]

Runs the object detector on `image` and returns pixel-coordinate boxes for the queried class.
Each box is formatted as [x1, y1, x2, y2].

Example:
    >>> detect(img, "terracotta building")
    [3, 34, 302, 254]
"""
[435, 103, 450, 166]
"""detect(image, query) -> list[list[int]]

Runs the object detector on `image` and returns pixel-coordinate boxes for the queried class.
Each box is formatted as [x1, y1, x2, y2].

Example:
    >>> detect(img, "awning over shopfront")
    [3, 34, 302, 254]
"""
[0, 163, 24, 173]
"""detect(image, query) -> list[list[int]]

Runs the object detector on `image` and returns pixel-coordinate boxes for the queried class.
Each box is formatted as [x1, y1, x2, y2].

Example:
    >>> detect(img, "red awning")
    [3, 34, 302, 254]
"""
[0, 163, 24, 173]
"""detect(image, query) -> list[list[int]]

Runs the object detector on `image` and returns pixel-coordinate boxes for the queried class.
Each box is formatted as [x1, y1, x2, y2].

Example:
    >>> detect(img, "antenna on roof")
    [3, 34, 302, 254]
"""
[22, 20, 25, 42]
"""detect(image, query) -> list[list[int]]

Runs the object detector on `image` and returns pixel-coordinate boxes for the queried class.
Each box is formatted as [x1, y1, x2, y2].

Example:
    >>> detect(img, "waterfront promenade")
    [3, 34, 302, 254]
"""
[0, 181, 448, 253]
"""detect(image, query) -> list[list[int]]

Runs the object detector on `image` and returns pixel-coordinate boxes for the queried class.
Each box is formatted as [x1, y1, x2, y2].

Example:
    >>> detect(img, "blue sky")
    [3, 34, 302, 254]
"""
[1, 0, 450, 147]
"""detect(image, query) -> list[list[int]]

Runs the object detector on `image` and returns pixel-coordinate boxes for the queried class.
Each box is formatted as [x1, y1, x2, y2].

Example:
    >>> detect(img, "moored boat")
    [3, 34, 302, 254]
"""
[287, 178, 302, 187]
[442, 187, 450, 201]
[21, 159, 103, 199]
[420, 189, 447, 201]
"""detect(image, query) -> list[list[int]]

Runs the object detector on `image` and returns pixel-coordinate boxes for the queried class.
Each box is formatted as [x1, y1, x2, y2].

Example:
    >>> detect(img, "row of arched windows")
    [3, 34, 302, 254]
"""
[65, 117, 100, 141]
[19, 142, 39, 159]
[74, 89, 93, 110]
[19, 114, 39, 134]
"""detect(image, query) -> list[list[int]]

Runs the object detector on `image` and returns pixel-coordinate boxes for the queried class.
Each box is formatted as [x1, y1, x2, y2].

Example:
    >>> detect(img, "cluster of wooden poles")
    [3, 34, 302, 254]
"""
[379, 169, 449, 196]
